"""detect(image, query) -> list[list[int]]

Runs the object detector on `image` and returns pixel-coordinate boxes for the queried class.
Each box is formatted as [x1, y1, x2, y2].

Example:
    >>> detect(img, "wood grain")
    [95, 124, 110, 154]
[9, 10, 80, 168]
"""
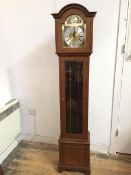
[0, 165, 3, 175]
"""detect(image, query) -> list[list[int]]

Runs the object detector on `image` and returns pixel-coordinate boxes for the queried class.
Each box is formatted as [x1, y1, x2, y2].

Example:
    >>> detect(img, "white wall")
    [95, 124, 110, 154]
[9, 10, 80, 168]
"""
[0, 1, 13, 107]
[0, 0, 120, 153]
[1, 0, 60, 142]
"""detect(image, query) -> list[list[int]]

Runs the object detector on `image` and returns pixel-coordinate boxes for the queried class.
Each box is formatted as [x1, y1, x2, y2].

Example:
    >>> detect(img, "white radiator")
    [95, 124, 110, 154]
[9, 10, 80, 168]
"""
[0, 99, 21, 163]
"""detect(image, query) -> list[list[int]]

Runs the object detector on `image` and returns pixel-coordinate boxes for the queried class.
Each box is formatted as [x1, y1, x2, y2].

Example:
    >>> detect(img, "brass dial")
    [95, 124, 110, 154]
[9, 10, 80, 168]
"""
[62, 15, 86, 48]
[64, 26, 84, 48]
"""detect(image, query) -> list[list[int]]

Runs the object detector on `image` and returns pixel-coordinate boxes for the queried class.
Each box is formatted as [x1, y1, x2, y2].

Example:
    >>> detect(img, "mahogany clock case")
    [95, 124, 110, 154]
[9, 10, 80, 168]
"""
[52, 3, 96, 175]
[0, 165, 3, 175]
[52, 4, 96, 55]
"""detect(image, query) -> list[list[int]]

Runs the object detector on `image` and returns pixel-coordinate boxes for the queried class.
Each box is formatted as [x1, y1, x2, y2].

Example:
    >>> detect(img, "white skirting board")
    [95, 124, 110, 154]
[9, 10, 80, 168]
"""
[21, 133, 59, 145]
[22, 133, 110, 154]
[90, 144, 109, 154]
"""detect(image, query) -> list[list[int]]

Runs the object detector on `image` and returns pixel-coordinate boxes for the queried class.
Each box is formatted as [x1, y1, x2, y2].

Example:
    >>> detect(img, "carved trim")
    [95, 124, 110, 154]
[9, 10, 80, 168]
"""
[58, 165, 90, 175]
[52, 3, 96, 19]
[56, 52, 91, 57]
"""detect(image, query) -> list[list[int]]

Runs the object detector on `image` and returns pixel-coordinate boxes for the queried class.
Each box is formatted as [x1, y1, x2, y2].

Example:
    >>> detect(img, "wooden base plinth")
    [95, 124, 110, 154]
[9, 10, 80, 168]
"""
[58, 165, 90, 175]
[58, 137, 90, 175]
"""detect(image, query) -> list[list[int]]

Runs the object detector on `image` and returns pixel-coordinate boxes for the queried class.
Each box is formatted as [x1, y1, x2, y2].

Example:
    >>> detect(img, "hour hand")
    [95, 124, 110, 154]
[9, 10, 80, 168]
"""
[73, 27, 76, 37]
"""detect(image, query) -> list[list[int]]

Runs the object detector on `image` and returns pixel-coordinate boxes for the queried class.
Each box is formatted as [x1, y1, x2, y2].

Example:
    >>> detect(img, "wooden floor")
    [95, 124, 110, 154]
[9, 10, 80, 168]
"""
[2, 141, 131, 175]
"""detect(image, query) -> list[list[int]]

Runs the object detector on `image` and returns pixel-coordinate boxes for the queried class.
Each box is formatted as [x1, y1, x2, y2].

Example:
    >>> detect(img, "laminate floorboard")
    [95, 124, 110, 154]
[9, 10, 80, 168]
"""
[2, 141, 131, 175]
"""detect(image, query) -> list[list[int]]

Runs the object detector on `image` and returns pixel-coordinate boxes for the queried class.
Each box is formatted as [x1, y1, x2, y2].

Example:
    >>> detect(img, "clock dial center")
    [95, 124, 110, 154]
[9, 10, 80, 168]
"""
[64, 26, 84, 47]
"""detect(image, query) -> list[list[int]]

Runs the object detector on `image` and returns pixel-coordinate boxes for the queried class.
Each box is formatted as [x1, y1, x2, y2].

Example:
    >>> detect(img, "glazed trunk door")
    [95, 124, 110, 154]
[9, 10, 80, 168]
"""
[60, 57, 89, 139]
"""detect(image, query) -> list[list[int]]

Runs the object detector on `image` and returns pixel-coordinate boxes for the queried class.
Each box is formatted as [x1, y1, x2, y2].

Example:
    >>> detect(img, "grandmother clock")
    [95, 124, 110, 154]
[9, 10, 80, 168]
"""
[52, 4, 96, 175]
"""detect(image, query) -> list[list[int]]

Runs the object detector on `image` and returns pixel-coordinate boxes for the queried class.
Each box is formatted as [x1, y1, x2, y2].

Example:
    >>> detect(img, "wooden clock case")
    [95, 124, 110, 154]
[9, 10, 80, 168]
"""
[0, 165, 3, 175]
[52, 4, 96, 175]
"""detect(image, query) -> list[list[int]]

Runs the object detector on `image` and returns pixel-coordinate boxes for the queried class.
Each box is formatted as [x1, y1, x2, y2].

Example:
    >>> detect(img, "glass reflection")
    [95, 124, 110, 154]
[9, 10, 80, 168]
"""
[65, 61, 83, 134]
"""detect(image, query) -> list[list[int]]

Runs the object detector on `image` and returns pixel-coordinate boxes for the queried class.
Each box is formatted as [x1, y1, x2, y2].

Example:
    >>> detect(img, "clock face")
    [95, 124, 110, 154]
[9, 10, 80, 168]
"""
[64, 26, 84, 48]
[62, 15, 86, 48]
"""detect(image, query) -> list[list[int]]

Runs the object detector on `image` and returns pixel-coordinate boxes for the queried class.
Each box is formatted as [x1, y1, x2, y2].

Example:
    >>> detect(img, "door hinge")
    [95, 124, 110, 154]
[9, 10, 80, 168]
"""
[121, 44, 125, 54]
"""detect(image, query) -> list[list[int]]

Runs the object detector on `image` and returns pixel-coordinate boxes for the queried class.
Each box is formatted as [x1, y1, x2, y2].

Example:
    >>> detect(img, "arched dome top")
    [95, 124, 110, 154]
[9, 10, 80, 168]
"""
[52, 3, 96, 19]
